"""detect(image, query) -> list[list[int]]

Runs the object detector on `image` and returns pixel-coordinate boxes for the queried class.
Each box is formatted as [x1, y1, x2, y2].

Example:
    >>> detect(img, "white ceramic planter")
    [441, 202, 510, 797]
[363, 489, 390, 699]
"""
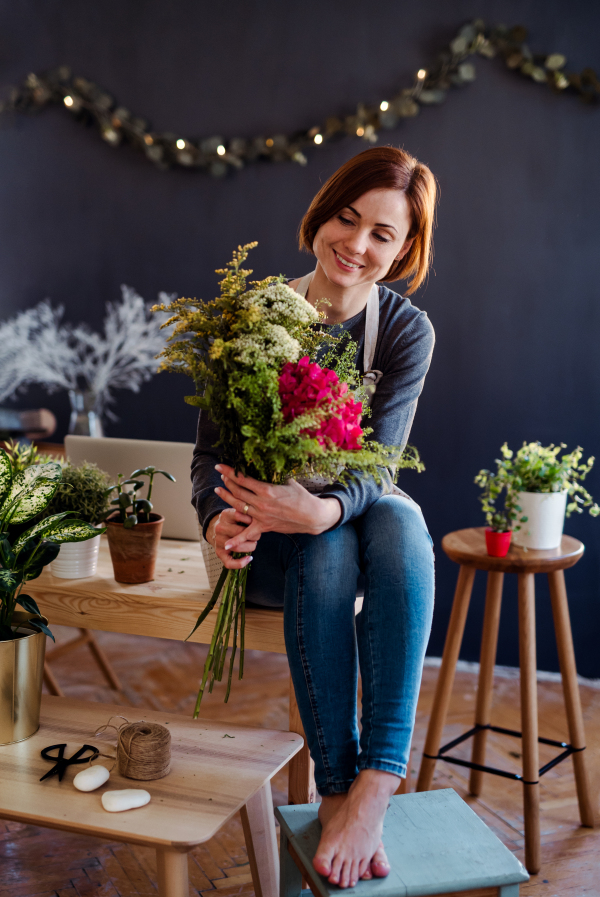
[50, 532, 102, 579]
[512, 491, 568, 550]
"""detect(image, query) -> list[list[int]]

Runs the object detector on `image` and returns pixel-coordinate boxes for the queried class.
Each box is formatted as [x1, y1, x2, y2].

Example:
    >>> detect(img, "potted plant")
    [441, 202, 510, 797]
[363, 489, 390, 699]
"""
[102, 466, 175, 583]
[43, 461, 113, 578]
[476, 442, 599, 553]
[0, 449, 102, 744]
[475, 447, 527, 557]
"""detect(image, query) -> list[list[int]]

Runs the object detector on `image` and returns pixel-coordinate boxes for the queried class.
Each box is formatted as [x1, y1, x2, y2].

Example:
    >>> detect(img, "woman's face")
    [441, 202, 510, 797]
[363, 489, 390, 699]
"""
[312, 188, 413, 288]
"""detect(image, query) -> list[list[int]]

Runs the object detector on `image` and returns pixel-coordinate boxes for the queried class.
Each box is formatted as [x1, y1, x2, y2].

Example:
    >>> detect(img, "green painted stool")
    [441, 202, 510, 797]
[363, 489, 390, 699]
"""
[275, 790, 529, 897]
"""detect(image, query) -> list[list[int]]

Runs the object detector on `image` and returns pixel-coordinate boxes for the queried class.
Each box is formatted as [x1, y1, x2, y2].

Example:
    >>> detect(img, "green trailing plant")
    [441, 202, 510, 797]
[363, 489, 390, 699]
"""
[0, 449, 103, 641]
[475, 442, 600, 532]
[103, 466, 175, 528]
[44, 461, 112, 524]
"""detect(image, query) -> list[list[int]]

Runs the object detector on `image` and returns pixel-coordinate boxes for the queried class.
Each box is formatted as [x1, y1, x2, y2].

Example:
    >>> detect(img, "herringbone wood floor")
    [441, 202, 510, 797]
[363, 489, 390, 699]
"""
[2, 626, 599, 897]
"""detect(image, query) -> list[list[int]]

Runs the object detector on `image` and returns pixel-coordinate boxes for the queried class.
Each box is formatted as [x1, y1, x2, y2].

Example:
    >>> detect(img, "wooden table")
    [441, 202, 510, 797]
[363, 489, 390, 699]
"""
[0, 695, 302, 897]
[28, 537, 316, 805]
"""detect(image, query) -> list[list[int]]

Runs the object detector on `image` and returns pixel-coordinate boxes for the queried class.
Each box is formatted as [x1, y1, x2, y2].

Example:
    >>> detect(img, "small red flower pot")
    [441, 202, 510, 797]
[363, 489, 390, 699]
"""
[485, 528, 512, 558]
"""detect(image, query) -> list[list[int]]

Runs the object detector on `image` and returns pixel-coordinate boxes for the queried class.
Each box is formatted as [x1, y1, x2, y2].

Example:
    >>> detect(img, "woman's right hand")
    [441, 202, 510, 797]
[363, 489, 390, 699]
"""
[206, 508, 259, 570]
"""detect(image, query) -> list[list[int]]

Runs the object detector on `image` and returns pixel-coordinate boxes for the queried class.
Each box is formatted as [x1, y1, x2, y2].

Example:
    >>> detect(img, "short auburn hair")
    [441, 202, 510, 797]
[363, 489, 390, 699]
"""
[298, 146, 438, 294]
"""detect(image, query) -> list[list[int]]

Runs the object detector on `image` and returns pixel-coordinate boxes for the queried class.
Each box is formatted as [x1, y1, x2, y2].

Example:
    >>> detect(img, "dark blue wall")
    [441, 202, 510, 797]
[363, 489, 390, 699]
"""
[1, 0, 599, 674]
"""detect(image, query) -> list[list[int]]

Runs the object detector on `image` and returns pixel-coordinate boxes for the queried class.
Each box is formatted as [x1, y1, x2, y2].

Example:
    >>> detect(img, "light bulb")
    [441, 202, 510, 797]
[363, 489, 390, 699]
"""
[176, 139, 186, 150]
[144, 134, 154, 146]
[356, 127, 365, 137]
[217, 145, 226, 156]
[313, 133, 323, 144]
[64, 95, 74, 107]
[265, 138, 274, 147]
[379, 101, 389, 111]
[417, 69, 427, 80]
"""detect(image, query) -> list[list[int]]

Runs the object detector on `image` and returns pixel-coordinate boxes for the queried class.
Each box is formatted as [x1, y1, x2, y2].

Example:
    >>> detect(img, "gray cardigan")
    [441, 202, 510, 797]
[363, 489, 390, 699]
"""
[191, 283, 434, 538]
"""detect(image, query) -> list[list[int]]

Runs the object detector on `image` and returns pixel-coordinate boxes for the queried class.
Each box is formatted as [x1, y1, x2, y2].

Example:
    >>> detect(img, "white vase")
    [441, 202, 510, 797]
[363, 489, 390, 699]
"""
[50, 532, 102, 579]
[512, 491, 568, 550]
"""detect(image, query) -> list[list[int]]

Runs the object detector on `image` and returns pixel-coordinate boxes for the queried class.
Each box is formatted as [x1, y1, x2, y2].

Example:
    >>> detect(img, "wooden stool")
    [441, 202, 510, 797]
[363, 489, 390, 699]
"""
[276, 789, 529, 896]
[0, 695, 303, 897]
[417, 527, 595, 875]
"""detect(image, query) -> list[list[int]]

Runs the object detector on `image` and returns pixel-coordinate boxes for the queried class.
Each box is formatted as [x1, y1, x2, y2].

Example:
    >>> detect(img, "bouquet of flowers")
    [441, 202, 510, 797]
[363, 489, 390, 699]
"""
[155, 244, 422, 713]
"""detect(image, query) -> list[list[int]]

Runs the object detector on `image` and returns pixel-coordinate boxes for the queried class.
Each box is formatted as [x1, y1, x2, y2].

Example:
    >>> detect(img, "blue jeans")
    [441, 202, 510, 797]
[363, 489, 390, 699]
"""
[245, 494, 435, 796]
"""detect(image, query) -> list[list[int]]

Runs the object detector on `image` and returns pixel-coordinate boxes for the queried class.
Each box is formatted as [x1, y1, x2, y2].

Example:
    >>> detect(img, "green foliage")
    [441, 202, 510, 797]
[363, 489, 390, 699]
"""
[154, 243, 417, 484]
[475, 442, 600, 532]
[44, 461, 113, 524]
[102, 466, 175, 528]
[2, 439, 59, 475]
[0, 448, 103, 640]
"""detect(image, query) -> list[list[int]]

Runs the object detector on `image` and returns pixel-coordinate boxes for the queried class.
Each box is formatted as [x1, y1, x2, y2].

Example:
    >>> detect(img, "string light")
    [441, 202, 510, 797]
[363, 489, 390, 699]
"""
[63, 95, 74, 107]
[313, 133, 323, 144]
[176, 139, 186, 149]
[217, 145, 226, 155]
[379, 101, 389, 111]
[144, 134, 154, 145]
[417, 69, 427, 80]
[265, 138, 274, 147]
[356, 127, 365, 137]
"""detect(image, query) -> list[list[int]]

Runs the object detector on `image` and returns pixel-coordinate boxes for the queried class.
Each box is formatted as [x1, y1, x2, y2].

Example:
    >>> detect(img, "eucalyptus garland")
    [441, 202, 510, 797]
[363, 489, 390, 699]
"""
[2, 19, 598, 177]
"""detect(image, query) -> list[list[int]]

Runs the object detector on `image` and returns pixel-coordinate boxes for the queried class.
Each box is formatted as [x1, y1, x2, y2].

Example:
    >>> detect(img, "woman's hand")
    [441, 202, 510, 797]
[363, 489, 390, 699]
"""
[213, 464, 342, 552]
[206, 507, 258, 570]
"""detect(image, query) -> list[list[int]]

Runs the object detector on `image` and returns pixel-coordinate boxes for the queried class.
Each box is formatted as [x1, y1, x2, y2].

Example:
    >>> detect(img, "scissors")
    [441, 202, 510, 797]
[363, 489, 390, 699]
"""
[40, 743, 99, 782]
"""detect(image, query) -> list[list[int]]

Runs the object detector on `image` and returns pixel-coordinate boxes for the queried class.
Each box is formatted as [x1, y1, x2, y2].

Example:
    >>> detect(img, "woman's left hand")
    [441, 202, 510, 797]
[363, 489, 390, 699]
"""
[214, 464, 342, 551]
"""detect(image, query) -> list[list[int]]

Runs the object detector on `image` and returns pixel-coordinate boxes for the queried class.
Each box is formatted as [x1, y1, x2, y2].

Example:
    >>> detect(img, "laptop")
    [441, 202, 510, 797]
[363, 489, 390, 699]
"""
[65, 436, 200, 541]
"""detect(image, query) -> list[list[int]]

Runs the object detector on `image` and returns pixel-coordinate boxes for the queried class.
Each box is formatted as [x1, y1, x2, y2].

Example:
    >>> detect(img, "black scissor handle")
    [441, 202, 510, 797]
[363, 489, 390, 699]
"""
[40, 743, 99, 782]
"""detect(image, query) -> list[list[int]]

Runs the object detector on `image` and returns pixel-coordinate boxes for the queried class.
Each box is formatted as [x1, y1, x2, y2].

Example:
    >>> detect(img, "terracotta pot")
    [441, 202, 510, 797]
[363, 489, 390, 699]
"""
[106, 513, 164, 583]
[485, 528, 512, 558]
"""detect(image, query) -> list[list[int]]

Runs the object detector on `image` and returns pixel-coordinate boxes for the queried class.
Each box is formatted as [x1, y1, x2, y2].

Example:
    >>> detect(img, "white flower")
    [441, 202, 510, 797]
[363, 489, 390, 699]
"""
[240, 283, 318, 328]
[231, 323, 300, 367]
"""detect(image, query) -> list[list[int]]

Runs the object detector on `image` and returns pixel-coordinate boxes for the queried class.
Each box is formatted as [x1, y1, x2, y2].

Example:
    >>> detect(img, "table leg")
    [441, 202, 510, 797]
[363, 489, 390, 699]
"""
[43, 660, 64, 697]
[518, 573, 540, 875]
[548, 570, 595, 828]
[288, 676, 317, 804]
[470, 571, 504, 796]
[417, 566, 476, 792]
[83, 629, 123, 691]
[241, 781, 279, 897]
[156, 847, 189, 897]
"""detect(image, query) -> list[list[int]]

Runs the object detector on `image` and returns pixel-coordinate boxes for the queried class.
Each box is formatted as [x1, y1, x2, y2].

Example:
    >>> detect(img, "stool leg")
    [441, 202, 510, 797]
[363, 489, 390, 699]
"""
[241, 781, 279, 897]
[417, 566, 476, 792]
[155, 847, 189, 897]
[279, 830, 303, 897]
[43, 660, 64, 697]
[548, 570, 595, 828]
[288, 676, 317, 804]
[518, 573, 540, 875]
[470, 571, 504, 795]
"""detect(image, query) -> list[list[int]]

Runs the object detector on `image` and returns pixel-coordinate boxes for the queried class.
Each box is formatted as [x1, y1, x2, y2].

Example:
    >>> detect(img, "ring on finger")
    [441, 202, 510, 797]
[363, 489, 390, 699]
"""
[243, 503, 250, 515]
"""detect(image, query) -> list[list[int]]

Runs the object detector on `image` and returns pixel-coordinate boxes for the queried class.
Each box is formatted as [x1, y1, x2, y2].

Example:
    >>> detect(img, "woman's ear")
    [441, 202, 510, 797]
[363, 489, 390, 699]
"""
[395, 237, 414, 262]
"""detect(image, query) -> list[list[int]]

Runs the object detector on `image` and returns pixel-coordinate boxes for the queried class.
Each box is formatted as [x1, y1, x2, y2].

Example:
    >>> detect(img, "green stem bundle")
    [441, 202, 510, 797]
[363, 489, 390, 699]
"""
[187, 561, 249, 716]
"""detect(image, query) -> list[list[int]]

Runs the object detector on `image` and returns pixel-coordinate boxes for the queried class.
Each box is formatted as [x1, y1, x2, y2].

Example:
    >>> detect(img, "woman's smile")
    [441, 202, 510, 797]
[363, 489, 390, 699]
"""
[333, 249, 364, 271]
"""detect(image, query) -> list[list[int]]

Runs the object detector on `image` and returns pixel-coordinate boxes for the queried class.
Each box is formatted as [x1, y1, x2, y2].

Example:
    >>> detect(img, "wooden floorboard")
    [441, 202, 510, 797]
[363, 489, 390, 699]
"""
[1, 625, 599, 896]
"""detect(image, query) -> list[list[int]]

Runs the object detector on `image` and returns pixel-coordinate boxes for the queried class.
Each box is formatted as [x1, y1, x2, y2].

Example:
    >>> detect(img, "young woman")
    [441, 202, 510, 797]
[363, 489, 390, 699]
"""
[192, 146, 437, 889]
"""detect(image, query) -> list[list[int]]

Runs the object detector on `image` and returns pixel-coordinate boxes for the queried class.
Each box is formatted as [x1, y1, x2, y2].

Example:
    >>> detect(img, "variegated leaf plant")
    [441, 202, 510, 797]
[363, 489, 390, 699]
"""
[0, 448, 105, 641]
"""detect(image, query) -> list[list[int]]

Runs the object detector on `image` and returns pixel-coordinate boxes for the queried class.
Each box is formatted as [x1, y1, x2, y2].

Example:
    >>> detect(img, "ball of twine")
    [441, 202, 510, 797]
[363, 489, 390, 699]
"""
[93, 716, 171, 780]
[118, 721, 171, 780]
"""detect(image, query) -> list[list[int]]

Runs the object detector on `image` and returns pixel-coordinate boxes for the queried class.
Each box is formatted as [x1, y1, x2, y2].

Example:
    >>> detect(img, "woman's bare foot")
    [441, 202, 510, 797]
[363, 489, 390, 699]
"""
[312, 770, 399, 888]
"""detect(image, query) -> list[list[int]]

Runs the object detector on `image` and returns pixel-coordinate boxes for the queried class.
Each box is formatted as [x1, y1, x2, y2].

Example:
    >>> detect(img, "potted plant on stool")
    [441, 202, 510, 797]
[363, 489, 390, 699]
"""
[43, 461, 113, 579]
[475, 448, 527, 557]
[102, 466, 175, 584]
[0, 449, 102, 743]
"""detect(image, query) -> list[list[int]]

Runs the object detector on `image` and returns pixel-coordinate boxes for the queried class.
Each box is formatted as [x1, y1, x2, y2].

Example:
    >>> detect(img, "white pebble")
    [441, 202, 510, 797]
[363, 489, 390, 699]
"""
[101, 789, 151, 812]
[73, 765, 110, 792]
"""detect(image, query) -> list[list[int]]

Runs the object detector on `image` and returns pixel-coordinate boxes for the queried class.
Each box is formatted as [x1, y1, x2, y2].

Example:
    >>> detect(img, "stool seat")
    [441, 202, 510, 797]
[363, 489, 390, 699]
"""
[276, 790, 529, 897]
[442, 527, 584, 573]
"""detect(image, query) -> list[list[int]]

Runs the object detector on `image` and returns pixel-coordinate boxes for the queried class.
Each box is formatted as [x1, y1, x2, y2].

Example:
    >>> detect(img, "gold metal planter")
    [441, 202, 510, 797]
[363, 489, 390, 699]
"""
[0, 626, 46, 745]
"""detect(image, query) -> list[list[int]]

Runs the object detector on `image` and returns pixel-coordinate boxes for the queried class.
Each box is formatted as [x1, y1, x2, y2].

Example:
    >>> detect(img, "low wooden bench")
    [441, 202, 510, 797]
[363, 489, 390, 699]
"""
[276, 790, 529, 897]
[0, 695, 303, 897]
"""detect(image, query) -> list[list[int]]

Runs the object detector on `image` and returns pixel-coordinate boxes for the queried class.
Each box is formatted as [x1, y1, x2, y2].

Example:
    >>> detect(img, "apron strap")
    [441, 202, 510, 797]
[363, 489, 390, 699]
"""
[294, 271, 382, 400]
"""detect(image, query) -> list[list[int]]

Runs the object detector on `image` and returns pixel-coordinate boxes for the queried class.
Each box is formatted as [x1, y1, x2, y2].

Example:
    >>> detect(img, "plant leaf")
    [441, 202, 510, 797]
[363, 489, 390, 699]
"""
[156, 470, 176, 482]
[0, 536, 15, 568]
[2, 462, 63, 525]
[13, 512, 74, 553]
[0, 449, 12, 506]
[45, 520, 104, 543]
[0, 568, 19, 593]
[123, 514, 138, 529]
[16, 594, 41, 615]
[28, 618, 55, 642]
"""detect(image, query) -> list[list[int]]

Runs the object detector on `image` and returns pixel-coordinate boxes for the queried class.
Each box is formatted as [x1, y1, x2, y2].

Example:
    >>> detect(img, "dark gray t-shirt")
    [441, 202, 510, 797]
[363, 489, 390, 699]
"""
[191, 283, 435, 537]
